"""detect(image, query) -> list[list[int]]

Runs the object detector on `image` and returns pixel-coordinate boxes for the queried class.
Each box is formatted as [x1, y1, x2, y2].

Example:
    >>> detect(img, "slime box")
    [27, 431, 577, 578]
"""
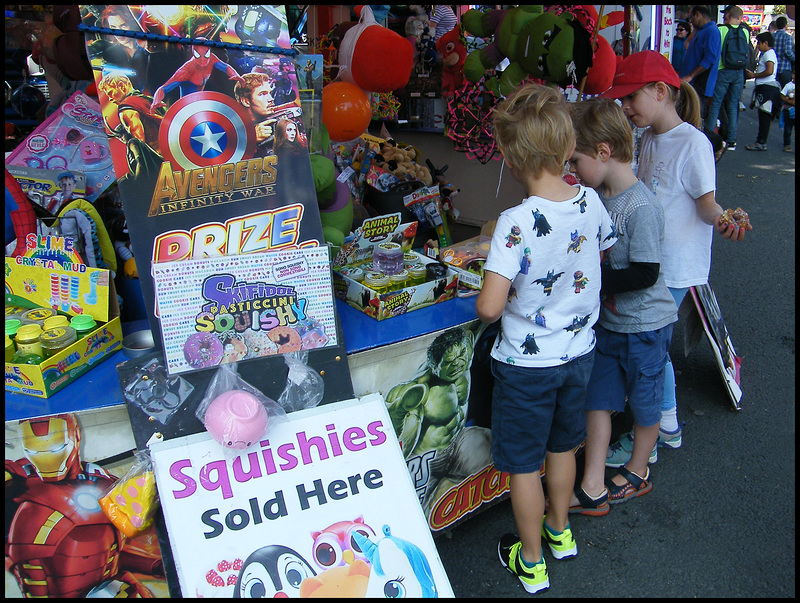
[5, 234, 122, 398]
[332, 214, 457, 321]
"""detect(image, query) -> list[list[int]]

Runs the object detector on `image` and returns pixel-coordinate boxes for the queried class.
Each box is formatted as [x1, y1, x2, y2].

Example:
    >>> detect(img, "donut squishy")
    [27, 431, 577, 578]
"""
[222, 334, 248, 363]
[243, 329, 279, 359]
[267, 326, 303, 353]
[204, 389, 269, 448]
[184, 332, 224, 369]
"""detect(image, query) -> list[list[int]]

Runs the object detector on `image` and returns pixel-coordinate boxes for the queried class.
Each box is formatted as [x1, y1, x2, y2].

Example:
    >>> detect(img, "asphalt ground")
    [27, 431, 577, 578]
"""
[434, 82, 796, 598]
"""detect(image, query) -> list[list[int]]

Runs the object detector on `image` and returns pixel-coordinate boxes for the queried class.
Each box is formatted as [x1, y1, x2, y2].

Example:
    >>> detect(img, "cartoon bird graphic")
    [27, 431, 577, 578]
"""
[310, 517, 377, 571]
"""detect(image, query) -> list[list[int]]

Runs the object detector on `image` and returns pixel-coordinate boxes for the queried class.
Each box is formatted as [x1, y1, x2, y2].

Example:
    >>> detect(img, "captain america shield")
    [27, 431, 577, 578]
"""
[159, 91, 256, 170]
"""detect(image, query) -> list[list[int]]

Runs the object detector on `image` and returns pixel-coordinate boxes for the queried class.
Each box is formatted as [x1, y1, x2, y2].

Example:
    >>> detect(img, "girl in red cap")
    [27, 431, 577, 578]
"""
[598, 50, 746, 493]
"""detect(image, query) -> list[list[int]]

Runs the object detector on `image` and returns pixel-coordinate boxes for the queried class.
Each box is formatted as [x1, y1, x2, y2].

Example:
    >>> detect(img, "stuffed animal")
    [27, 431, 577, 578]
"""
[461, 5, 597, 95]
[374, 141, 432, 186]
[338, 6, 414, 93]
[436, 27, 467, 95]
[309, 126, 354, 249]
[461, 5, 544, 95]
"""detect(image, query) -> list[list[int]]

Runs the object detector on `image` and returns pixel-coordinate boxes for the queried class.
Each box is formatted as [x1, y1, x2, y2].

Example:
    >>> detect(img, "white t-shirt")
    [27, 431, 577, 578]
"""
[781, 80, 795, 100]
[635, 121, 716, 289]
[483, 186, 616, 367]
[756, 48, 779, 87]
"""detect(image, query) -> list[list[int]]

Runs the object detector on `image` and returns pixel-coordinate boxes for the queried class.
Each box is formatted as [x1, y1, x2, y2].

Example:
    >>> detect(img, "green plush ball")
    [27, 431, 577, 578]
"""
[309, 154, 337, 207]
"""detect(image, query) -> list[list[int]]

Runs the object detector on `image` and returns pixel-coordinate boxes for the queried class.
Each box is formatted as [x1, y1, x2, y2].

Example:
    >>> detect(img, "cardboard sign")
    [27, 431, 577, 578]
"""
[149, 394, 454, 597]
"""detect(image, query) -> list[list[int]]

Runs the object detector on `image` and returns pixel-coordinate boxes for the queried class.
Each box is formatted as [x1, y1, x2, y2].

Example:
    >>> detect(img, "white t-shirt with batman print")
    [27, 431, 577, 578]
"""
[484, 185, 616, 368]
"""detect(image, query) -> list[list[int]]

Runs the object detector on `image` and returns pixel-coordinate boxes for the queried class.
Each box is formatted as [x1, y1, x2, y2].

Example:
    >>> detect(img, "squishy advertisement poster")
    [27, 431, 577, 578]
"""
[80, 6, 324, 345]
[152, 247, 338, 375]
[148, 394, 455, 597]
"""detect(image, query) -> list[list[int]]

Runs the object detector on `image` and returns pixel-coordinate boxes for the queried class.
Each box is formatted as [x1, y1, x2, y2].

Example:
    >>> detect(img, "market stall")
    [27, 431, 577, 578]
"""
[6, 5, 633, 598]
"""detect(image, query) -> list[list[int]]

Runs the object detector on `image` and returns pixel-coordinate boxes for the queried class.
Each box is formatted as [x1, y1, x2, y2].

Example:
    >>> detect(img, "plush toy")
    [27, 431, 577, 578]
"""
[517, 10, 594, 89]
[373, 141, 432, 186]
[582, 34, 616, 95]
[309, 126, 354, 249]
[338, 6, 415, 93]
[436, 27, 467, 95]
[461, 6, 544, 95]
[461, 5, 597, 95]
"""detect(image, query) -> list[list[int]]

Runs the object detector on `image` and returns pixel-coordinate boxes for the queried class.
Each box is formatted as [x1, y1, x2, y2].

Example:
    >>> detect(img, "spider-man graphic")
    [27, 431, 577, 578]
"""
[150, 39, 244, 112]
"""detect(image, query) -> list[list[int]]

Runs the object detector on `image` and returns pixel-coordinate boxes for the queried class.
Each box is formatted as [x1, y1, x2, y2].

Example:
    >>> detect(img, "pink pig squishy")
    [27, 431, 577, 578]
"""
[204, 389, 269, 449]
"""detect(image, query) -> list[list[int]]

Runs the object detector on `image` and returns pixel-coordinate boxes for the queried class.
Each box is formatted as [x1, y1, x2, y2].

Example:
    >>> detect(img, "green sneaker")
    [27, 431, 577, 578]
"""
[541, 518, 577, 560]
[498, 533, 549, 594]
[605, 432, 657, 468]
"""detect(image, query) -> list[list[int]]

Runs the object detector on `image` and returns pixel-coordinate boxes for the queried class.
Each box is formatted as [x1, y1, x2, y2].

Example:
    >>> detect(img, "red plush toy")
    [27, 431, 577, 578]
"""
[583, 35, 616, 95]
[338, 6, 414, 93]
[436, 27, 467, 96]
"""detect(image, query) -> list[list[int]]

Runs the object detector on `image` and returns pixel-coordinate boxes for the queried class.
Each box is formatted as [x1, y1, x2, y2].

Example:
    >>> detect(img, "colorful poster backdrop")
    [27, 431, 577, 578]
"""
[79, 6, 324, 345]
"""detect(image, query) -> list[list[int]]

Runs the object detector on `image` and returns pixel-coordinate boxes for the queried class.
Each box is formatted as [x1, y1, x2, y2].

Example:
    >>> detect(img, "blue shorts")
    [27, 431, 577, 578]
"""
[584, 324, 674, 427]
[490, 350, 595, 474]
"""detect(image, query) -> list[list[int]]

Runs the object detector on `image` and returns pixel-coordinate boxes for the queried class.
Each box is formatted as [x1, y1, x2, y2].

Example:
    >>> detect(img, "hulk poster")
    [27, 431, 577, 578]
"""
[79, 6, 324, 347]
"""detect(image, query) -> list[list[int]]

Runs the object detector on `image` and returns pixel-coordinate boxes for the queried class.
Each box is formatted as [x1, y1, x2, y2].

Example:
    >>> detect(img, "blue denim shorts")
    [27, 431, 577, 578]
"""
[584, 324, 674, 427]
[490, 350, 595, 474]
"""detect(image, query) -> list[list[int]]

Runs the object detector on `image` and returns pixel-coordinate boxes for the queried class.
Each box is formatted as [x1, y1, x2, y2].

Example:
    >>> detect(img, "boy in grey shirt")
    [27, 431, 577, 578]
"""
[566, 98, 678, 514]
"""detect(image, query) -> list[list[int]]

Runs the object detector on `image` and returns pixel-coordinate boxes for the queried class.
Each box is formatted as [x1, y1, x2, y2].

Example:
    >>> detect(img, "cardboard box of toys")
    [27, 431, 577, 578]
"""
[332, 213, 457, 320]
[439, 235, 492, 298]
[5, 234, 122, 398]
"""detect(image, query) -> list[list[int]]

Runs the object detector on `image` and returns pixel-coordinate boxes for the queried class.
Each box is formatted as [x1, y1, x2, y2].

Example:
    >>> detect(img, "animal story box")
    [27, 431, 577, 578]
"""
[332, 214, 457, 321]
[5, 234, 122, 398]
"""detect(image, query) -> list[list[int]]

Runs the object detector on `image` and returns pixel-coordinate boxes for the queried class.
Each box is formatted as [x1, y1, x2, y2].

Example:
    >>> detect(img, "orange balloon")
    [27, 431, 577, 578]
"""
[322, 81, 372, 142]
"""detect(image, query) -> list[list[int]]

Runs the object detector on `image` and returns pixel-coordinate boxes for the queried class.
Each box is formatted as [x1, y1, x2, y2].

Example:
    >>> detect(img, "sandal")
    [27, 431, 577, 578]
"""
[606, 466, 652, 504]
[569, 486, 610, 516]
[745, 143, 767, 151]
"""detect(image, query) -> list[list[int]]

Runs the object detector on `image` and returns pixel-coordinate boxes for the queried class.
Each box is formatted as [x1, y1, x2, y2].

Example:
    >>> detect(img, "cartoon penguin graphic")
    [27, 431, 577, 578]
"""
[234, 545, 316, 598]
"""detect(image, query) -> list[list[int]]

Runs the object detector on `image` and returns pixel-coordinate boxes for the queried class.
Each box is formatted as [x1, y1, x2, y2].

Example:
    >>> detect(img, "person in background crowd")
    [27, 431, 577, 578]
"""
[680, 5, 722, 129]
[427, 5, 458, 41]
[771, 16, 795, 89]
[672, 20, 691, 72]
[745, 32, 781, 151]
[706, 5, 749, 152]
[779, 67, 795, 152]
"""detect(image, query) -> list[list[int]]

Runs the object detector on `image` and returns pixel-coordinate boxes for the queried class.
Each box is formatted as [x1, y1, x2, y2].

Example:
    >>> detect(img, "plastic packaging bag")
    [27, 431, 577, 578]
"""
[277, 351, 324, 413]
[196, 363, 287, 449]
[119, 354, 194, 425]
[98, 450, 159, 538]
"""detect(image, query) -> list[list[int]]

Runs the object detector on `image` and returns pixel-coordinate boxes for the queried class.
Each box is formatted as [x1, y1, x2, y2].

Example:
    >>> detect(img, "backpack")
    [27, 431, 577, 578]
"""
[721, 25, 749, 69]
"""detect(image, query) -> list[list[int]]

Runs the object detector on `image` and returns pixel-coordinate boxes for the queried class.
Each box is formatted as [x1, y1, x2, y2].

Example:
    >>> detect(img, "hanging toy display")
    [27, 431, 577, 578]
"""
[460, 5, 599, 96]
[322, 81, 372, 142]
[444, 79, 501, 164]
[436, 27, 468, 96]
[337, 5, 414, 93]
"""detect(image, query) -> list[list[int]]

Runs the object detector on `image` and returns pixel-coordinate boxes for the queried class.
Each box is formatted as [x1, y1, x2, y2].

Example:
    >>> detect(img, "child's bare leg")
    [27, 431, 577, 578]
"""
[580, 410, 612, 497]
[543, 449, 576, 531]
[509, 472, 545, 564]
[612, 422, 659, 483]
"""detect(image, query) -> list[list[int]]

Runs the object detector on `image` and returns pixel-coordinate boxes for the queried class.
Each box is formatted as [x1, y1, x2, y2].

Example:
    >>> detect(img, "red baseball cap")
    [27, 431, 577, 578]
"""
[601, 50, 681, 98]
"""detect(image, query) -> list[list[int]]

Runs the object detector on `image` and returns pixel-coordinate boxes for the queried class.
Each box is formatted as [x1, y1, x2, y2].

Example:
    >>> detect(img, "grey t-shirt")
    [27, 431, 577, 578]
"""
[599, 180, 677, 333]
